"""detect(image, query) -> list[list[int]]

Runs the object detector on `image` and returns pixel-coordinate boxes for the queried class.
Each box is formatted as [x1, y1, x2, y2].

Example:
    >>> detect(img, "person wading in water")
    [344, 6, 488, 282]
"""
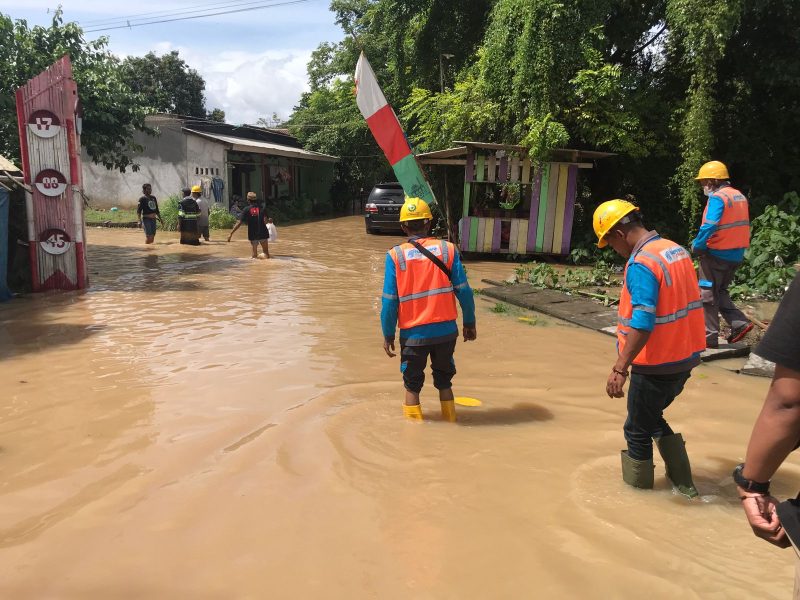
[594, 199, 705, 498]
[380, 197, 476, 422]
[227, 192, 270, 258]
[137, 183, 163, 244]
[178, 185, 201, 246]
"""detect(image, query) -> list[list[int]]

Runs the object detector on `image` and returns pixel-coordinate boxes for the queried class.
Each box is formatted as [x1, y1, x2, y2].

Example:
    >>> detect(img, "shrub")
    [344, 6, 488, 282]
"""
[209, 205, 237, 229]
[730, 192, 800, 300]
[159, 194, 180, 231]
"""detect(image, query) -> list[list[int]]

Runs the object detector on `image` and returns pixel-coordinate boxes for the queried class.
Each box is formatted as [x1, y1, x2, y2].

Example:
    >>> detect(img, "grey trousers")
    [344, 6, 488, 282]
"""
[697, 254, 748, 345]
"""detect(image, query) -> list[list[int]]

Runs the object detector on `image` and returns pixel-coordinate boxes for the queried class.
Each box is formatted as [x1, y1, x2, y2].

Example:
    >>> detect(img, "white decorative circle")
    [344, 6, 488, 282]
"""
[39, 228, 72, 255]
[28, 110, 62, 139]
[34, 169, 68, 197]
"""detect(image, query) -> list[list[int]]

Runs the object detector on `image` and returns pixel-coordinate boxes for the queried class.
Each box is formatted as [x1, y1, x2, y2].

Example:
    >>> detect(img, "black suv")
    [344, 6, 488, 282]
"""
[364, 182, 404, 234]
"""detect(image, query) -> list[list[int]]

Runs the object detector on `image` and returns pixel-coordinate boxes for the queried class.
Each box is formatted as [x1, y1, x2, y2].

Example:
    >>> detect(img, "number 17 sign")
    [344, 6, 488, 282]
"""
[27, 109, 62, 139]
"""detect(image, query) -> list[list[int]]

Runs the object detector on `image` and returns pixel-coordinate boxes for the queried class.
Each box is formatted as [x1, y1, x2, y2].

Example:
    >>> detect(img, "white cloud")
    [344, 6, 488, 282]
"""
[201, 49, 312, 124]
[115, 42, 312, 124]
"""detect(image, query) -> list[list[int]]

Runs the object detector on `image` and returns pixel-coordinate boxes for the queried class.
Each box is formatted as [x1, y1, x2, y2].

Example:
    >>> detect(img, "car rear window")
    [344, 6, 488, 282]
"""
[369, 184, 405, 204]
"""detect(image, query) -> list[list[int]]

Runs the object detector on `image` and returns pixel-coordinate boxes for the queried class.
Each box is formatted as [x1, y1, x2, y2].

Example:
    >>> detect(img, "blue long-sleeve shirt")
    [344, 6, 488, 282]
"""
[691, 194, 746, 263]
[381, 237, 476, 346]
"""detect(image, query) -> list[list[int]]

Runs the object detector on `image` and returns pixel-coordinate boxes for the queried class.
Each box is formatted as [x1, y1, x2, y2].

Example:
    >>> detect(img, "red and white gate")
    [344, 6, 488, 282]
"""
[15, 55, 87, 291]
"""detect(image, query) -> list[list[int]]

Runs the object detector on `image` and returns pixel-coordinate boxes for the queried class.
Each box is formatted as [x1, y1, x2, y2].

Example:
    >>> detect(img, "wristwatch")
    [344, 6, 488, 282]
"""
[732, 463, 770, 494]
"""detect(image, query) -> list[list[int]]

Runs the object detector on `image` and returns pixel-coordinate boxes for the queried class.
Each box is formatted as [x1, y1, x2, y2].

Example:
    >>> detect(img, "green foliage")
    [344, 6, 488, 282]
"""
[159, 195, 180, 231]
[666, 0, 744, 227]
[729, 192, 800, 300]
[0, 10, 148, 171]
[209, 205, 237, 229]
[206, 108, 225, 123]
[490, 302, 509, 313]
[121, 50, 206, 117]
[515, 259, 621, 291]
[515, 262, 559, 289]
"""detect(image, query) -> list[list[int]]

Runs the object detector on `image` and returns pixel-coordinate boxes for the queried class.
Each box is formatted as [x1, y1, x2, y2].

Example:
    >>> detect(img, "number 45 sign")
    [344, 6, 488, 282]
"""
[39, 228, 72, 255]
[27, 109, 62, 139]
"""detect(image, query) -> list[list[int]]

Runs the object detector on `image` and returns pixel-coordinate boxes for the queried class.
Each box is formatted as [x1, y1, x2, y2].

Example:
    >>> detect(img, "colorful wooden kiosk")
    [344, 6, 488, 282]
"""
[417, 142, 612, 256]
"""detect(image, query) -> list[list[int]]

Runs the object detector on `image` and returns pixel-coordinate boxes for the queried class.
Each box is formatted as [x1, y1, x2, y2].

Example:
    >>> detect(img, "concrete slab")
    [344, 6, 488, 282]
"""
[480, 281, 752, 364]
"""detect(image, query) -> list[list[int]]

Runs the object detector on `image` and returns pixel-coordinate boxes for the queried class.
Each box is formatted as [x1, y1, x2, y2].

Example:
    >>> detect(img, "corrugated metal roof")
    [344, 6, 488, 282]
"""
[184, 129, 338, 162]
[417, 142, 615, 164]
[0, 154, 21, 174]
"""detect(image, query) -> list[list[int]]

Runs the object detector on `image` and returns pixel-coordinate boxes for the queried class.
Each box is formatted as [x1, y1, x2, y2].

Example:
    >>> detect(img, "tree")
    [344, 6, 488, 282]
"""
[0, 10, 148, 171]
[120, 50, 206, 117]
[207, 108, 226, 123]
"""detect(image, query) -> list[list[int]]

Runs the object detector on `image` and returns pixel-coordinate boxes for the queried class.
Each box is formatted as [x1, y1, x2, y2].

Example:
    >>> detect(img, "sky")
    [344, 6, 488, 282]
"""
[1, 0, 345, 124]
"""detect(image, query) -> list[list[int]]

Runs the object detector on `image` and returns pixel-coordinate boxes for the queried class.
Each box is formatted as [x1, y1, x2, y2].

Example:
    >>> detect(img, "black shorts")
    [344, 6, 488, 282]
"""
[400, 340, 457, 394]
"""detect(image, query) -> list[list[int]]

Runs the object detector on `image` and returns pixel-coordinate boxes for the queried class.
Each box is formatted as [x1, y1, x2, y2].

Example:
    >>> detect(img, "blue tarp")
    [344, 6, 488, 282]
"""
[0, 188, 11, 301]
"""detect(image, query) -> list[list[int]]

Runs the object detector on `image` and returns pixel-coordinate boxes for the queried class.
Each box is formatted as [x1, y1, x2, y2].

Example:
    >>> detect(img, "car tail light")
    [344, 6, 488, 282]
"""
[366, 203, 378, 213]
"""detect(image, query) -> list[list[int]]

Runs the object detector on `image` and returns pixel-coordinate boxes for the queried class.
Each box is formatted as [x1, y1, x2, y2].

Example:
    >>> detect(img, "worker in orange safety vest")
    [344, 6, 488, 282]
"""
[594, 199, 705, 498]
[691, 160, 753, 347]
[380, 198, 477, 422]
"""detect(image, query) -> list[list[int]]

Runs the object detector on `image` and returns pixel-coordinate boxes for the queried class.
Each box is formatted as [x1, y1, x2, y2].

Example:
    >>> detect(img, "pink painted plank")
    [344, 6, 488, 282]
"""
[465, 152, 474, 182]
[527, 167, 543, 251]
[491, 217, 502, 252]
[498, 155, 508, 183]
[560, 165, 578, 255]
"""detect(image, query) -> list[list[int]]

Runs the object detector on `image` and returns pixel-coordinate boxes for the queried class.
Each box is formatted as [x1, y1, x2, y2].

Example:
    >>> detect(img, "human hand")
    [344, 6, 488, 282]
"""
[383, 338, 396, 358]
[738, 490, 790, 548]
[463, 325, 477, 341]
[606, 370, 627, 398]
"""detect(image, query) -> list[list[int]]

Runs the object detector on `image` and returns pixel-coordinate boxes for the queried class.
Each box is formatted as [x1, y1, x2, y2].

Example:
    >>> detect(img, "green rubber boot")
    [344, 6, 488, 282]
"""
[655, 433, 699, 499]
[621, 450, 654, 490]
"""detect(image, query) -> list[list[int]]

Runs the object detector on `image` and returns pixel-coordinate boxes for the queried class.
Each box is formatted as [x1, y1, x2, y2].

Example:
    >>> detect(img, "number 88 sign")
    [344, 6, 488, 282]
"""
[34, 169, 68, 197]
[39, 228, 72, 256]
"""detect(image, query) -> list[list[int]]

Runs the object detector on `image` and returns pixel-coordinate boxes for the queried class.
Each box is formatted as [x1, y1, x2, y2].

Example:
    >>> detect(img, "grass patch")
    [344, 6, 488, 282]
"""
[490, 302, 509, 313]
[85, 208, 138, 223]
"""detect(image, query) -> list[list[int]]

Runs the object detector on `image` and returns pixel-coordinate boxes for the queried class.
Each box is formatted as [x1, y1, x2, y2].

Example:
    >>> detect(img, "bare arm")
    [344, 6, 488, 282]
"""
[738, 365, 800, 548]
[227, 220, 243, 241]
[607, 328, 651, 398]
[743, 366, 800, 482]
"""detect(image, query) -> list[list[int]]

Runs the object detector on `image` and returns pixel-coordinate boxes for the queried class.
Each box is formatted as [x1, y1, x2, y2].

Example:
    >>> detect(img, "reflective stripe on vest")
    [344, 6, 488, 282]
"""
[617, 237, 706, 367]
[389, 238, 458, 329]
[703, 186, 750, 250]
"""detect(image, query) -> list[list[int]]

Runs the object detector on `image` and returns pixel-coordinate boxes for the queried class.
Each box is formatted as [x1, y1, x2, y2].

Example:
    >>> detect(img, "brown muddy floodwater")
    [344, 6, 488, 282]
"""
[0, 216, 794, 598]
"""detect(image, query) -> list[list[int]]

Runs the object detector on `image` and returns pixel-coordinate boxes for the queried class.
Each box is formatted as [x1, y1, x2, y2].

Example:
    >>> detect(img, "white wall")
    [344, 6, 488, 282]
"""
[185, 134, 227, 205]
[81, 120, 188, 209]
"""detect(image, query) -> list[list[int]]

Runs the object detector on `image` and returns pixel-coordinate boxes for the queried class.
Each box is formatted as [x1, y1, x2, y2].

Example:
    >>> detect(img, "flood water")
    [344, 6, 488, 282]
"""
[0, 216, 794, 598]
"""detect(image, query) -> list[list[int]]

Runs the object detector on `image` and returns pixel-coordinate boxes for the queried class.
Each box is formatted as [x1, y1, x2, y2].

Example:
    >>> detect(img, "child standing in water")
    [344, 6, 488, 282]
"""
[227, 192, 270, 259]
[266, 218, 277, 243]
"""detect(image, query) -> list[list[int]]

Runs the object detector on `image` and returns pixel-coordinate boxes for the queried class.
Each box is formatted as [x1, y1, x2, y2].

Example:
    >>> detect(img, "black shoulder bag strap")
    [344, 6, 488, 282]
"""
[409, 239, 452, 281]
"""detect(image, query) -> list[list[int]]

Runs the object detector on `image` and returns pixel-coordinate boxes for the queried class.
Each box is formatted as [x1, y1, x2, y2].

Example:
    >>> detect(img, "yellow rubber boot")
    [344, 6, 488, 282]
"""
[440, 400, 457, 422]
[403, 404, 423, 421]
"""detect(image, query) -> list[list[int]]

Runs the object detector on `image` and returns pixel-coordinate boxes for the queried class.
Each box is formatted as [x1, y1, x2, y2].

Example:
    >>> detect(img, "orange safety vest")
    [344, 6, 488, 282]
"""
[702, 185, 750, 250]
[389, 238, 458, 330]
[618, 237, 705, 368]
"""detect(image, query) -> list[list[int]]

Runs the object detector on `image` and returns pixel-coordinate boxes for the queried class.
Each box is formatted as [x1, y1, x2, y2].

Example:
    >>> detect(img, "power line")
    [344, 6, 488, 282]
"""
[82, 0, 317, 33]
[79, 0, 284, 28]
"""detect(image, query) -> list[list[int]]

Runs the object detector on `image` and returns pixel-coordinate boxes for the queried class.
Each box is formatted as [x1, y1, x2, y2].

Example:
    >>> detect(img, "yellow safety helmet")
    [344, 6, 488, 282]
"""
[191, 184, 202, 193]
[695, 161, 729, 180]
[593, 199, 640, 248]
[399, 197, 433, 222]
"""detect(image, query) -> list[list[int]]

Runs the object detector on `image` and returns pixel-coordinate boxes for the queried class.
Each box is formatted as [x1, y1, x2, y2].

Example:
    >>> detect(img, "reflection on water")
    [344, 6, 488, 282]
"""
[0, 218, 793, 598]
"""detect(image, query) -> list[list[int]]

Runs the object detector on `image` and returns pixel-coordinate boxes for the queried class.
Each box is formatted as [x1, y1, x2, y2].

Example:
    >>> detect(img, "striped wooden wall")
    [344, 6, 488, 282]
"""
[461, 152, 578, 255]
[15, 56, 87, 291]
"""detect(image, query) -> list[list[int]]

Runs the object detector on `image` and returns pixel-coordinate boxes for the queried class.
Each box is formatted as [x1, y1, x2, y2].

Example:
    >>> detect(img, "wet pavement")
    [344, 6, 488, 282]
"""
[0, 216, 794, 598]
